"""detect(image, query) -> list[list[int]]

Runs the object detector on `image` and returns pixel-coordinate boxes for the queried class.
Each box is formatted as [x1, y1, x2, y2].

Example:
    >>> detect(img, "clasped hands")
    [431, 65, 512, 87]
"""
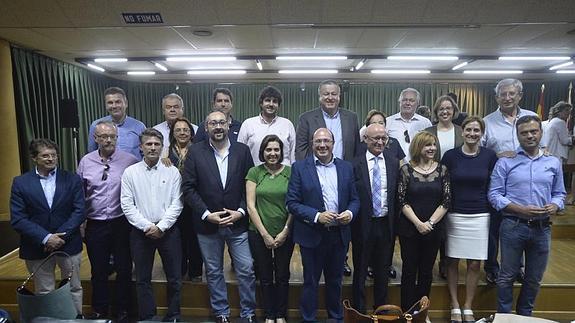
[44, 232, 66, 252]
[206, 208, 243, 227]
[145, 224, 164, 239]
[518, 204, 558, 217]
[318, 210, 352, 226]
[262, 228, 289, 250]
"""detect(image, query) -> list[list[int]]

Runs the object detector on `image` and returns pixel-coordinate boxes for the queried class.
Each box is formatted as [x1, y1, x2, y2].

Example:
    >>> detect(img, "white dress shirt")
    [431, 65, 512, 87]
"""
[542, 117, 572, 160]
[121, 160, 183, 232]
[386, 112, 432, 161]
[237, 114, 296, 165]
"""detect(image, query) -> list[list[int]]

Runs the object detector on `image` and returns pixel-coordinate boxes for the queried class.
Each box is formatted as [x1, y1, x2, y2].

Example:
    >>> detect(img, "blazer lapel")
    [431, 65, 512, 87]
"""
[224, 144, 237, 191]
[29, 172, 51, 210]
[202, 142, 225, 191]
[359, 157, 373, 205]
[50, 172, 65, 210]
[304, 157, 323, 205]
[313, 108, 327, 129]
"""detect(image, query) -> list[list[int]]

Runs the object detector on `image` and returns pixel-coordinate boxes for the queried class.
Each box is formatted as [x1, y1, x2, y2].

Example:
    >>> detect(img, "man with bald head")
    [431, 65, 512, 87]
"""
[182, 111, 256, 323]
[351, 124, 400, 312]
[287, 128, 360, 322]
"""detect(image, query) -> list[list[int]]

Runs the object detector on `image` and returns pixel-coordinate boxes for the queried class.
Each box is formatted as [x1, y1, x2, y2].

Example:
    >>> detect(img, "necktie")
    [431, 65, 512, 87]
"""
[372, 157, 382, 217]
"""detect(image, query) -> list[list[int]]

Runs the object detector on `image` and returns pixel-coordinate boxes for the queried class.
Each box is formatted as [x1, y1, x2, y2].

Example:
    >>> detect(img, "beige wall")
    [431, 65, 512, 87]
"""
[0, 39, 21, 221]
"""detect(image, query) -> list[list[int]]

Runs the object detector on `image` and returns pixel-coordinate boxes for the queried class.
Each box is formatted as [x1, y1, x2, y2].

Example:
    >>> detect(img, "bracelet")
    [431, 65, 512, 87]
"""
[284, 225, 289, 230]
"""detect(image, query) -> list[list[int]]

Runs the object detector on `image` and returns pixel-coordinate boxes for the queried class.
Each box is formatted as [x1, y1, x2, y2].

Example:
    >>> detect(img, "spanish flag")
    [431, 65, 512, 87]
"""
[536, 84, 545, 120]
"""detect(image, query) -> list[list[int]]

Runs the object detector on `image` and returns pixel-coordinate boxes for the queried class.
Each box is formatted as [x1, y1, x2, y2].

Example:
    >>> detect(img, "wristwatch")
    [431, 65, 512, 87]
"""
[428, 220, 435, 228]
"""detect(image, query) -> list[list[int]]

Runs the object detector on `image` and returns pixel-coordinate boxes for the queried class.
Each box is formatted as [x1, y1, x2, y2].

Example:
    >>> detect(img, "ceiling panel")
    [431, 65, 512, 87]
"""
[354, 29, 407, 51]
[314, 29, 365, 49]
[223, 25, 273, 50]
[124, 27, 193, 50]
[269, 0, 323, 24]
[173, 26, 233, 50]
[212, 0, 269, 25]
[370, 0, 428, 23]
[393, 29, 459, 49]
[270, 29, 318, 49]
[0, 28, 71, 51]
[419, 0, 480, 24]
[321, 0, 375, 23]
[56, 0, 120, 27]
[0, 0, 72, 27]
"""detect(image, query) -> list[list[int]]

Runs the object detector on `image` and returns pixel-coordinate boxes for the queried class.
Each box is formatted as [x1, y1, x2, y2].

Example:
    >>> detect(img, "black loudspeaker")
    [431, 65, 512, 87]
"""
[59, 98, 79, 128]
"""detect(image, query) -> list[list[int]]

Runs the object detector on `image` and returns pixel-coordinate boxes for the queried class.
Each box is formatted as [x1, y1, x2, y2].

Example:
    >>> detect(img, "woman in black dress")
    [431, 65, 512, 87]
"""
[397, 131, 450, 320]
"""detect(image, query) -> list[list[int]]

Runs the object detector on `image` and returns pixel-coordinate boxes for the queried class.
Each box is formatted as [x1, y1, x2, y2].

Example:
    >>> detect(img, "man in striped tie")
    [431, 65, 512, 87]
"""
[351, 123, 400, 312]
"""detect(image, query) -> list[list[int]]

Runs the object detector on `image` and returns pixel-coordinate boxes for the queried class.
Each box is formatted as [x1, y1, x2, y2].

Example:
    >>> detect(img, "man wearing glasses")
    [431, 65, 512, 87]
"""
[386, 88, 432, 162]
[482, 78, 538, 285]
[77, 121, 138, 322]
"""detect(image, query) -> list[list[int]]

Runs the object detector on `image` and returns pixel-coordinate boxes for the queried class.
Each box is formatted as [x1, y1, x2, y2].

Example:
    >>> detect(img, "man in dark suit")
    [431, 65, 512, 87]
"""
[287, 128, 360, 323]
[10, 138, 85, 317]
[352, 124, 400, 312]
[295, 79, 361, 276]
[194, 88, 242, 143]
[182, 111, 257, 323]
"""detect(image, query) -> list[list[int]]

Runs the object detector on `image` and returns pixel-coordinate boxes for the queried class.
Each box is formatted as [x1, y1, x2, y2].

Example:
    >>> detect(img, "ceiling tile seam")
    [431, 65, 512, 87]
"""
[170, 26, 199, 50]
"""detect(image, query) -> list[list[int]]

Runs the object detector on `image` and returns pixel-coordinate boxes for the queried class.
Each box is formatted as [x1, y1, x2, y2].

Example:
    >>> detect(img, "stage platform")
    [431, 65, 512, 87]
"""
[1, 209, 575, 322]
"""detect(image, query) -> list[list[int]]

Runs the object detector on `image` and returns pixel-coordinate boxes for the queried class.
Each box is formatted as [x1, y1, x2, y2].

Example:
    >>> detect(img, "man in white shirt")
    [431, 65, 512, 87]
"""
[153, 93, 199, 154]
[120, 128, 183, 322]
[386, 88, 432, 162]
[238, 85, 296, 165]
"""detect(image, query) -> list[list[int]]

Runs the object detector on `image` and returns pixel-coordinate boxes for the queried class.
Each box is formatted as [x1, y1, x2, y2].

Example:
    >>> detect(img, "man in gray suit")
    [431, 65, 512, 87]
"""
[295, 79, 361, 276]
[295, 80, 360, 162]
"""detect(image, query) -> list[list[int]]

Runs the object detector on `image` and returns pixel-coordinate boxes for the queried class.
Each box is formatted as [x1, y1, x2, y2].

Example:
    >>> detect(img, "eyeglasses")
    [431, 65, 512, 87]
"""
[497, 91, 520, 99]
[207, 120, 228, 127]
[366, 136, 388, 143]
[174, 128, 191, 133]
[96, 134, 117, 140]
[102, 164, 110, 181]
[313, 139, 334, 144]
[404, 130, 410, 143]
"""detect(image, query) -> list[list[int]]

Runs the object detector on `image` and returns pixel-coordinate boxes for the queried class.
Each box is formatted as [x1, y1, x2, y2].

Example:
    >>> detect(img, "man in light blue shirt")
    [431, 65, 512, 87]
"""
[88, 87, 146, 159]
[481, 78, 538, 284]
[488, 115, 565, 316]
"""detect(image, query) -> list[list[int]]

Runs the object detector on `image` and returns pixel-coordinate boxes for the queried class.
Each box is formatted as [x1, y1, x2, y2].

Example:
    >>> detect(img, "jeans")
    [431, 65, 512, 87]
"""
[485, 210, 502, 275]
[497, 217, 551, 316]
[197, 228, 256, 318]
[130, 226, 182, 321]
[248, 230, 294, 319]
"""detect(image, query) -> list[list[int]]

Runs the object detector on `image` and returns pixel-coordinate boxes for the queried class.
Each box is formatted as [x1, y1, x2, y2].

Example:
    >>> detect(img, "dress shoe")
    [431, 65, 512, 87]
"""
[85, 312, 106, 320]
[367, 266, 374, 279]
[75, 314, 84, 319]
[388, 266, 397, 279]
[343, 260, 352, 276]
[264, 319, 275, 323]
[485, 272, 497, 285]
[216, 315, 230, 323]
[276, 318, 287, 323]
[240, 315, 258, 323]
[116, 311, 129, 323]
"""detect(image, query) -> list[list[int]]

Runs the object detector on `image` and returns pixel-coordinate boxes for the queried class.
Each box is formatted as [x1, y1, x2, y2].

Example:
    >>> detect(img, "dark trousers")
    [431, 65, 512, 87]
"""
[352, 217, 392, 312]
[248, 230, 294, 319]
[178, 206, 203, 278]
[399, 231, 441, 311]
[85, 216, 132, 315]
[299, 229, 347, 322]
[130, 226, 182, 321]
[485, 210, 502, 275]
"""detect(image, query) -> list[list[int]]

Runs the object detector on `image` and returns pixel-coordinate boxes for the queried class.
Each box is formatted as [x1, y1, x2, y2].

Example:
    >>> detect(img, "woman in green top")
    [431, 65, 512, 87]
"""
[246, 135, 293, 323]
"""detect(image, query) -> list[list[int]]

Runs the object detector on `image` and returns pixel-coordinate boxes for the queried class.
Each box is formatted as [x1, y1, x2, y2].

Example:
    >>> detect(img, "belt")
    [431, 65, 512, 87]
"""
[324, 225, 341, 232]
[370, 216, 389, 222]
[506, 216, 551, 228]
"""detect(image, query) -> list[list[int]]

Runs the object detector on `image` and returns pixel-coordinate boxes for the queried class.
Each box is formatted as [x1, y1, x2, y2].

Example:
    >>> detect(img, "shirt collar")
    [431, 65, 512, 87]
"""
[516, 147, 544, 160]
[144, 159, 160, 171]
[321, 108, 340, 119]
[210, 139, 231, 155]
[259, 113, 278, 125]
[36, 167, 57, 179]
[314, 155, 335, 167]
[366, 150, 383, 161]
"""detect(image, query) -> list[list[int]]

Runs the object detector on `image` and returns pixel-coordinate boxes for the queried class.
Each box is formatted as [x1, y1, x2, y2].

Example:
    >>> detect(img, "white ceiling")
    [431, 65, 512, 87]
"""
[1, 0, 575, 82]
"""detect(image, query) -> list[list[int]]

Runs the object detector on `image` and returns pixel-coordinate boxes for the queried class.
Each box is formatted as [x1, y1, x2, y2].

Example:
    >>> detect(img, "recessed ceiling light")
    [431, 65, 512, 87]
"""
[127, 71, 156, 75]
[549, 61, 574, 70]
[87, 64, 105, 72]
[278, 69, 339, 74]
[387, 56, 458, 61]
[451, 62, 468, 70]
[167, 56, 236, 62]
[463, 70, 523, 74]
[371, 69, 431, 74]
[499, 56, 571, 61]
[154, 63, 168, 71]
[94, 58, 128, 63]
[187, 70, 246, 75]
[276, 56, 348, 60]
[192, 29, 213, 37]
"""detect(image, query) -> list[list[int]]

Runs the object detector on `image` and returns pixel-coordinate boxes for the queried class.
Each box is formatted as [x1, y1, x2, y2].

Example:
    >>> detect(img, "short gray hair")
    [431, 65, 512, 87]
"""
[398, 88, 421, 105]
[317, 80, 340, 96]
[162, 93, 184, 108]
[494, 79, 523, 95]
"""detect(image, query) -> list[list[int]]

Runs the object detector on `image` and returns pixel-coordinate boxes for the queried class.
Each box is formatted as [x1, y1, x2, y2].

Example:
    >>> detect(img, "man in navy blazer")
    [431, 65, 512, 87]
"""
[287, 128, 360, 322]
[10, 138, 85, 317]
[182, 111, 256, 323]
[351, 124, 400, 312]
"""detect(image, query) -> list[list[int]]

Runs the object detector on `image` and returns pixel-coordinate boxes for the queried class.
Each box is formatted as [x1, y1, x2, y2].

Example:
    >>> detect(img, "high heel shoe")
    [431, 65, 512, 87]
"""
[450, 308, 462, 323]
[462, 309, 475, 323]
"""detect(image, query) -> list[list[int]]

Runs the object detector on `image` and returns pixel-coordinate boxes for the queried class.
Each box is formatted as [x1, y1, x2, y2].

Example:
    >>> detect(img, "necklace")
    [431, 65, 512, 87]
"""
[417, 161, 435, 172]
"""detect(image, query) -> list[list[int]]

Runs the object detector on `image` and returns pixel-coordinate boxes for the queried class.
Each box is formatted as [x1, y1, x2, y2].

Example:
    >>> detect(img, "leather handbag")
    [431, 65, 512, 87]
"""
[343, 296, 430, 323]
[16, 252, 78, 323]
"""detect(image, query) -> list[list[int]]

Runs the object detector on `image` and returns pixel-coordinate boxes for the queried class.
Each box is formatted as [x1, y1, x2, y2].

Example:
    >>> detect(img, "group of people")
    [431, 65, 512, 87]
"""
[9, 77, 566, 323]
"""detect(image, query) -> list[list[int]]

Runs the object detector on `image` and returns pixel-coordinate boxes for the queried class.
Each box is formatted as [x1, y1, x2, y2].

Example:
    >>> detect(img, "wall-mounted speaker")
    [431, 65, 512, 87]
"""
[59, 99, 79, 128]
